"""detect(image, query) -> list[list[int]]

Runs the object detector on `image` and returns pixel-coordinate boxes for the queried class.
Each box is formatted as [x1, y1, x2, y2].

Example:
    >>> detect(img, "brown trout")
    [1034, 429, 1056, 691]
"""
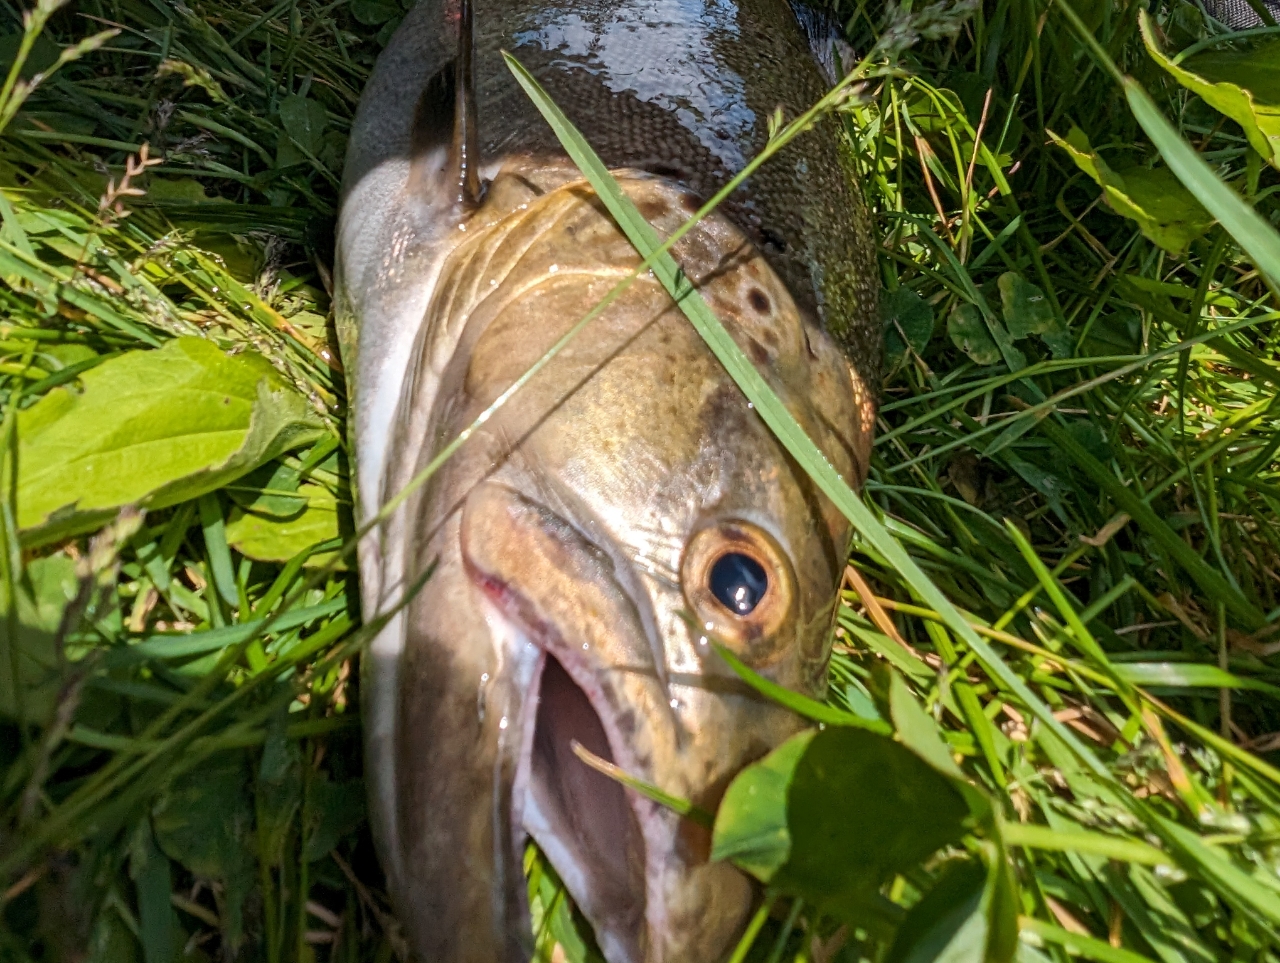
[334, 1, 879, 960]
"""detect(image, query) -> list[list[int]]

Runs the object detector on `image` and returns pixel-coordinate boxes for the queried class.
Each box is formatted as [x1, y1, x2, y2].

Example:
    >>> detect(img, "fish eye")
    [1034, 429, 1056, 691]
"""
[682, 521, 795, 665]
[710, 552, 768, 616]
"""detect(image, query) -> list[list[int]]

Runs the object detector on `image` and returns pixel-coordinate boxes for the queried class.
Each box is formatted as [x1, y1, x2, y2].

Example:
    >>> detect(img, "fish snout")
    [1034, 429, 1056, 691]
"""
[460, 481, 764, 963]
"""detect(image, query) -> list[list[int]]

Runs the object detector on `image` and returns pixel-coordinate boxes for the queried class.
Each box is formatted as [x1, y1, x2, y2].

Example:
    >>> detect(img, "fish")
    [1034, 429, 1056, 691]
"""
[333, 0, 879, 960]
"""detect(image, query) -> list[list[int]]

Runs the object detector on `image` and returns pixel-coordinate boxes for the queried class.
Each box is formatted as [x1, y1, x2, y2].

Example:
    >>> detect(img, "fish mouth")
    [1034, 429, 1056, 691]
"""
[461, 481, 753, 963]
[521, 650, 649, 963]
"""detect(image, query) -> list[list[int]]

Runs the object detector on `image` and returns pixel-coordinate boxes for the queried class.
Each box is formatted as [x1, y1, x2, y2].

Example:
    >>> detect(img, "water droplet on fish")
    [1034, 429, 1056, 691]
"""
[458, 223, 467, 231]
[489, 279, 497, 286]
[582, 642, 589, 650]
[499, 716, 509, 730]
[704, 621, 714, 630]
[549, 264, 559, 273]
[747, 402, 754, 409]
[519, 203, 528, 209]
[698, 636, 708, 646]
[481, 673, 489, 683]
[669, 699, 679, 709]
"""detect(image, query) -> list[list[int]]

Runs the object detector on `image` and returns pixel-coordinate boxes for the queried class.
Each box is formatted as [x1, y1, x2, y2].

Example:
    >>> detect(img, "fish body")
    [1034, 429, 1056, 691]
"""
[334, 2, 878, 961]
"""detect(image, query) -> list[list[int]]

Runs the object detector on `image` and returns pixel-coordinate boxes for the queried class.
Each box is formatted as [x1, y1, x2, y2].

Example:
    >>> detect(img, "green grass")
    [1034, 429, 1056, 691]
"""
[2, 0, 1280, 961]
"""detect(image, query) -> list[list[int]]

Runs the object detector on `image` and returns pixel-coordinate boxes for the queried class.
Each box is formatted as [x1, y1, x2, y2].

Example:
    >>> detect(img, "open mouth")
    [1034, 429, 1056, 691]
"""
[461, 482, 756, 963]
[522, 651, 648, 963]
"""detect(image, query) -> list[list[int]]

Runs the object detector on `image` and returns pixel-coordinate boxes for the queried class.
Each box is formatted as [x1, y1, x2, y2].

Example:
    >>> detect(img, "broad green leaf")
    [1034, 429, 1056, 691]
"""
[224, 460, 307, 517]
[712, 727, 973, 924]
[277, 94, 328, 167]
[1142, 15, 1280, 168]
[303, 774, 366, 861]
[948, 302, 1001, 365]
[889, 863, 985, 963]
[887, 857, 1016, 963]
[16, 337, 323, 547]
[710, 729, 813, 880]
[1124, 75, 1280, 285]
[1048, 126, 1213, 255]
[152, 750, 255, 945]
[889, 671, 994, 821]
[225, 483, 343, 568]
[999, 273, 1071, 358]
[0, 552, 79, 724]
[882, 286, 935, 367]
[350, 0, 400, 24]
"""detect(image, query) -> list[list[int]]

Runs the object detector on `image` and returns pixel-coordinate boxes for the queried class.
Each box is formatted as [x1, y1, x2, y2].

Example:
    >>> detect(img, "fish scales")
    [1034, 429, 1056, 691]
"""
[335, 2, 880, 961]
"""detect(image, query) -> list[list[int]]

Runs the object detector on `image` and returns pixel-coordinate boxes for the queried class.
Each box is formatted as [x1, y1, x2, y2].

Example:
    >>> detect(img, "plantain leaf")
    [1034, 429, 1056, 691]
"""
[711, 726, 981, 930]
[1124, 74, 1280, 285]
[16, 337, 324, 547]
[882, 286, 935, 367]
[887, 859, 1013, 963]
[1049, 126, 1214, 255]
[1142, 14, 1280, 168]
[225, 482, 343, 568]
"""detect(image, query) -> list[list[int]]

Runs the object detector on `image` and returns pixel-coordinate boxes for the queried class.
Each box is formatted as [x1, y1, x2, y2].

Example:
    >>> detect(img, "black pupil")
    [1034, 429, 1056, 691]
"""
[709, 553, 769, 616]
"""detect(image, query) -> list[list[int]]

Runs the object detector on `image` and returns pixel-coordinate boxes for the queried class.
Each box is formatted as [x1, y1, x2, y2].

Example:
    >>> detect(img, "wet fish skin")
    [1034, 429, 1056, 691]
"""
[334, 2, 878, 962]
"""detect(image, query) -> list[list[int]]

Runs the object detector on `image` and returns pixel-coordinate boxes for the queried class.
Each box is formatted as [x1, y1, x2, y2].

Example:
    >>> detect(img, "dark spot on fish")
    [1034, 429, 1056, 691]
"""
[700, 383, 748, 433]
[680, 192, 700, 214]
[638, 196, 668, 221]
[644, 161, 684, 180]
[748, 288, 770, 314]
[747, 337, 770, 365]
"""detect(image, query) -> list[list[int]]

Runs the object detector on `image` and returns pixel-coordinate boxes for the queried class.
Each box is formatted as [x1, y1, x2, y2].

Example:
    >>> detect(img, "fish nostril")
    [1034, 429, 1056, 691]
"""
[709, 552, 768, 615]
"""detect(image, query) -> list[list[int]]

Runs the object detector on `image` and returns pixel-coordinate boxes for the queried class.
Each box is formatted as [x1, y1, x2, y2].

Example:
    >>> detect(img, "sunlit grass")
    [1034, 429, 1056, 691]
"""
[0, 0, 1279, 960]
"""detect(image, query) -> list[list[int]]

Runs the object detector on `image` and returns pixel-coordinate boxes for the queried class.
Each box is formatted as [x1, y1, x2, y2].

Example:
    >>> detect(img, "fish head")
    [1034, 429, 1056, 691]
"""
[412, 166, 874, 963]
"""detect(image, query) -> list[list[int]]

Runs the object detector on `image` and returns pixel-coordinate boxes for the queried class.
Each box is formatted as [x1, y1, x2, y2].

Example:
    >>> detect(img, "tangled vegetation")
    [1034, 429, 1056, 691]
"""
[2, 0, 1280, 961]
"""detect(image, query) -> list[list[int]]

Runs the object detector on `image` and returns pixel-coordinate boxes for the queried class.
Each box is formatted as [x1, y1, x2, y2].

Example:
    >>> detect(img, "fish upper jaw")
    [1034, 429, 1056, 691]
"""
[461, 481, 758, 963]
